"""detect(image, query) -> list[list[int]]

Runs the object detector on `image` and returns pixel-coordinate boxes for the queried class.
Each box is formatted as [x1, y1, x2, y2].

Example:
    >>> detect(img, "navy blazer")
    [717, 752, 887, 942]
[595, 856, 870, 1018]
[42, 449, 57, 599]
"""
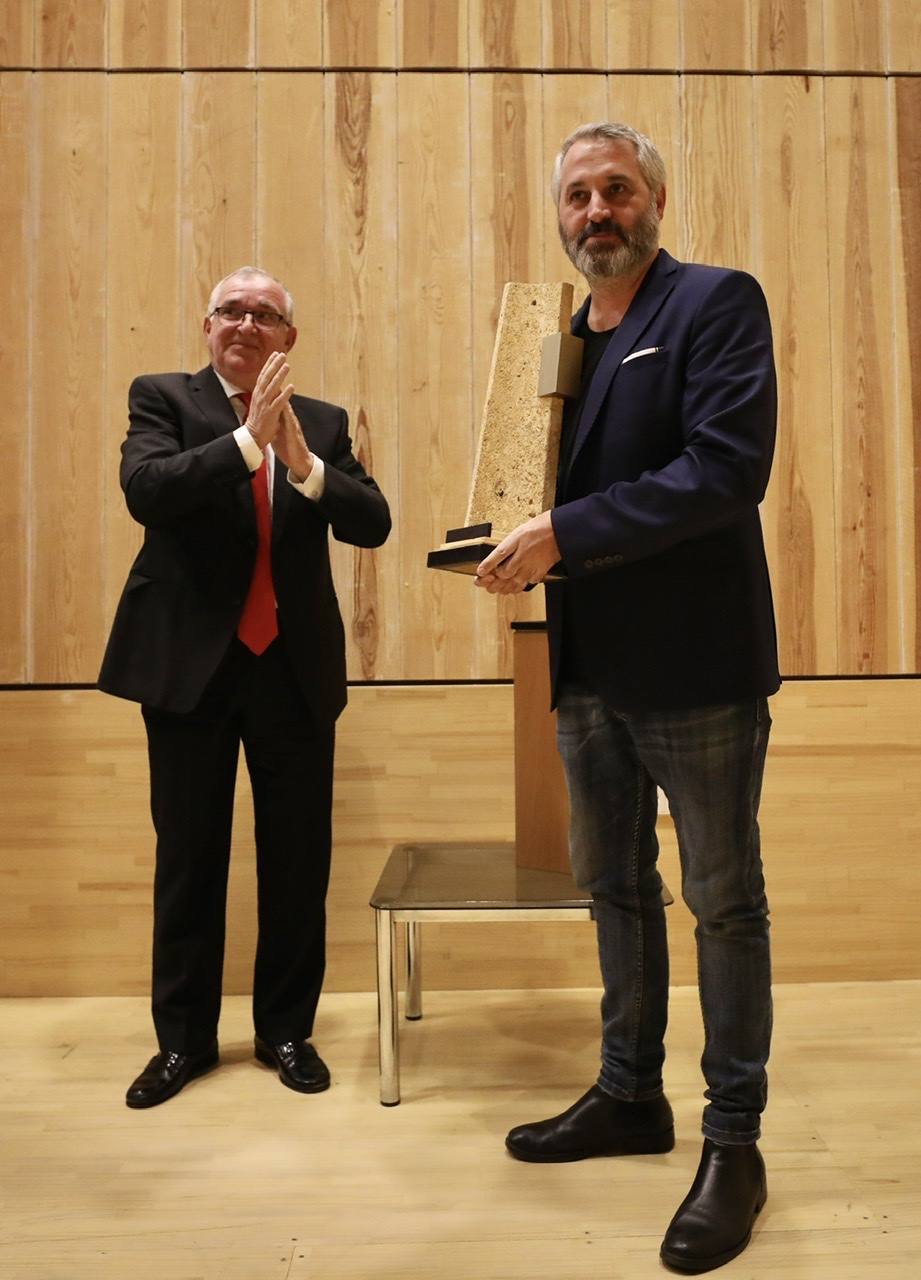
[546, 249, 780, 710]
[99, 366, 390, 720]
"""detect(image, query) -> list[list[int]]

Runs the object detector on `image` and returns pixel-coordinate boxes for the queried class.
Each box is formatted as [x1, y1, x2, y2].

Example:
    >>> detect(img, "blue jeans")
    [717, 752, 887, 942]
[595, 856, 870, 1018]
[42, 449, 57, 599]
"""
[556, 687, 773, 1144]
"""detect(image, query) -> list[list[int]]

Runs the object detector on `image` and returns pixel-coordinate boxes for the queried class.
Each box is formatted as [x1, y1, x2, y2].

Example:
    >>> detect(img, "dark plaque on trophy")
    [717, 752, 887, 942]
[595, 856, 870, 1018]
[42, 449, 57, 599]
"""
[427, 282, 583, 578]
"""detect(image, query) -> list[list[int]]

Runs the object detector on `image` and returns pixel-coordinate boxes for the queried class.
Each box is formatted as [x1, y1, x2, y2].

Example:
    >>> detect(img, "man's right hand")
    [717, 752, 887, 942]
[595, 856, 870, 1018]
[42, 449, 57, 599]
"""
[245, 351, 294, 448]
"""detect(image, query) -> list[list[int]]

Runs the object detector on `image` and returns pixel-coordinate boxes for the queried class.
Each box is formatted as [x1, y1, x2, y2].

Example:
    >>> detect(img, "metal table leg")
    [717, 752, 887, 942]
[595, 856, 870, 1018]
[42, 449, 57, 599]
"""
[375, 908, 400, 1105]
[405, 921, 422, 1020]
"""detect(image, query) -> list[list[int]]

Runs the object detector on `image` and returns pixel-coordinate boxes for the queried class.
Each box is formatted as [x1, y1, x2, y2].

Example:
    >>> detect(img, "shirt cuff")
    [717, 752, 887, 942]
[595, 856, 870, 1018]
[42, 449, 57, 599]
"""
[234, 424, 263, 473]
[287, 454, 325, 501]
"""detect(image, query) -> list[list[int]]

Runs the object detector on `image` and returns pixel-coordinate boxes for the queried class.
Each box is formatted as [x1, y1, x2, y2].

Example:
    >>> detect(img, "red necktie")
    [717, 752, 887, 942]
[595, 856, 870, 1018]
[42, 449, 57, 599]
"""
[236, 393, 279, 655]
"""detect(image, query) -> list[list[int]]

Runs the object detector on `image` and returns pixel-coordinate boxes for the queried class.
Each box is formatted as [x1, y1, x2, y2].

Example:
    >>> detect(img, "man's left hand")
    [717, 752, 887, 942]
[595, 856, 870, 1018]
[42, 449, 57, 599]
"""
[474, 511, 561, 594]
[273, 403, 315, 481]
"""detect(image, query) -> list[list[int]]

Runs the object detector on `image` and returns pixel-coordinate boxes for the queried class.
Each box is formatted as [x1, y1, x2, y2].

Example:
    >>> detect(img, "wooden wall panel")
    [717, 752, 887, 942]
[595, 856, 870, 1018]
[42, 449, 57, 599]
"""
[681, 0, 753, 70]
[255, 0, 323, 66]
[37, 0, 106, 66]
[886, 0, 921, 73]
[0, 691, 152, 999]
[826, 79, 905, 673]
[32, 73, 107, 681]
[180, 73, 256, 369]
[470, 74, 546, 676]
[400, 0, 467, 66]
[822, 0, 885, 72]
[255, 72, 325, 396]
[0, 74, 31, 682]
[752, 0, 823, 70]
[476, 71, 548, 656]
[105, 76, 181, 627]
[755, 76, 837, 675]
[323, 73, 399, 680]
[542, 0, 606, 70]
[762, 679, 921, 982]
[681, 75, 754, 269]
[3, 679, 921, 997]
[109, 0, 181, 67]
[325, 0, 397, 66]
[396, 74, 476, 677]
[0, 0, 34, 64]
[6, 3, 921, 72]
[893, 78, 921, 672]
[182, 0, 253, 67]
[606, 0, 680, 69]
[469, 0, 541, 67]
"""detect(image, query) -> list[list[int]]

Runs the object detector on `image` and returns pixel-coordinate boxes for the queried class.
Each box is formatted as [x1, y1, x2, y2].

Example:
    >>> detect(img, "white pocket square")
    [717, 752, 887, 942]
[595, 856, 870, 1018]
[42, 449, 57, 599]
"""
[621, 346, 662, 365]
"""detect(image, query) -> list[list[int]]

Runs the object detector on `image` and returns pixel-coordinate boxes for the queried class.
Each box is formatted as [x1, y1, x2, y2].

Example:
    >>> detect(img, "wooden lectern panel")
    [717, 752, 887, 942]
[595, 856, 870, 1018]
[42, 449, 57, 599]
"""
[513, 625, 571, 872]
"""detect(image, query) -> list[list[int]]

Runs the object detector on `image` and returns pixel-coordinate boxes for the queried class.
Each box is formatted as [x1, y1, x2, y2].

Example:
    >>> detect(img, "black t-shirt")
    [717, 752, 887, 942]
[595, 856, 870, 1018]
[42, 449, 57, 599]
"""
[557, 314, 618, 491]
[557, 315, 618, 687]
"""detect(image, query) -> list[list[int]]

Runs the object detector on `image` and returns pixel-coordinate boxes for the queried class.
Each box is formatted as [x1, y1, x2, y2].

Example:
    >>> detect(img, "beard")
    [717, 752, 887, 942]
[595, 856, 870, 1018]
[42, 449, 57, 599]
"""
[559, 198, 661, 282]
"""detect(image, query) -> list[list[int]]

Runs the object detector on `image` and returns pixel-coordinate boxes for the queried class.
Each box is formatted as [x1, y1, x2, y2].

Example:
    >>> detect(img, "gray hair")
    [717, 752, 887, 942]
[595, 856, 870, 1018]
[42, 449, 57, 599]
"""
[550, 122, 666, 206]
[207, 266, 294, 323]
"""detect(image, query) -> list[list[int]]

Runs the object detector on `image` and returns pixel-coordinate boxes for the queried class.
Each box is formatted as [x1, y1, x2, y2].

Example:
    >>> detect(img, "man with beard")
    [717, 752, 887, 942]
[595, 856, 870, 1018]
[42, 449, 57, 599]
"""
[475, 123, 779, 1273]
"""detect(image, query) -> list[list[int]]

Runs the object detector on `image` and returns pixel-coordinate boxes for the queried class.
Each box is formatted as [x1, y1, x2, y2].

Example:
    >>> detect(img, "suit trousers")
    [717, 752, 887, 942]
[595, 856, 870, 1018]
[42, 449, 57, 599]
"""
[142, 637, 335, 1053]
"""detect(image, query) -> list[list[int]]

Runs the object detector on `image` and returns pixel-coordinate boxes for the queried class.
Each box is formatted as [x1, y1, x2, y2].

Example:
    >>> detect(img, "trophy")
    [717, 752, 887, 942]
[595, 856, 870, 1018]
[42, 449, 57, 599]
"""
[427, 282, 583, 578]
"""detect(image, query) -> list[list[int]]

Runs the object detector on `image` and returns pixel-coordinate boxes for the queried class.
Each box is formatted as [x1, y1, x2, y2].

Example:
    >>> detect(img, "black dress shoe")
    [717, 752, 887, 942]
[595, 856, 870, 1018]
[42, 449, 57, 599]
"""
[125, 1043, 219, 1109]
[660, 1138, 767, 1273]
[505, 1084, 674, 1162]
[254, 1037, 330, 1093]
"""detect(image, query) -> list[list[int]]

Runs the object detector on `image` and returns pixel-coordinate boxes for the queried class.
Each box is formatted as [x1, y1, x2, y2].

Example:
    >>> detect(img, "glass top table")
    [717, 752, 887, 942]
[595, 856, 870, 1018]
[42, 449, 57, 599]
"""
[369, 841, 673, 1104]
[370, 841, 592, 912]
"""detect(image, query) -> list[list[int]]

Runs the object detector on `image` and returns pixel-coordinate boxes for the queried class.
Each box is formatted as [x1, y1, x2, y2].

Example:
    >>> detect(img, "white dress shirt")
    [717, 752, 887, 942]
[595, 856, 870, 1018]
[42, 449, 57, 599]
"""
[213, 369, 326, 502]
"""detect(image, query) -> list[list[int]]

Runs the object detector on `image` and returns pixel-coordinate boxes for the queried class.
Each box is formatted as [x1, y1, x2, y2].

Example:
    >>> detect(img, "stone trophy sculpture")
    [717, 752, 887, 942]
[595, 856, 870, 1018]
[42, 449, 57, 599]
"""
[427, 281, 583, 577]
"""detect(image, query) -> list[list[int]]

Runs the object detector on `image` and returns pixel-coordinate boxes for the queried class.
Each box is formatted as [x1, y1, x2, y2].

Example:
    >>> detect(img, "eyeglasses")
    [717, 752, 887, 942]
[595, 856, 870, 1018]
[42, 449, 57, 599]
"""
[210, 305, 289, 330]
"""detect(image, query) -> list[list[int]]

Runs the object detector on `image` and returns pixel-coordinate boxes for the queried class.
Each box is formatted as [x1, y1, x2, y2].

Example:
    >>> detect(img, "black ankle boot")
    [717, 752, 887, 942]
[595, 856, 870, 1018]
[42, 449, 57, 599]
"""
[505, 1084, 674, 1163]
[660, 1138, 767, 1273]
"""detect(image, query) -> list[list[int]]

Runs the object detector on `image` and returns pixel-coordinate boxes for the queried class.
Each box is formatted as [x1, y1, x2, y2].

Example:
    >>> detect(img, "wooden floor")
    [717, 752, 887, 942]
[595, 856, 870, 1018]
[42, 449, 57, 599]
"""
[1, 982, 918, 1279]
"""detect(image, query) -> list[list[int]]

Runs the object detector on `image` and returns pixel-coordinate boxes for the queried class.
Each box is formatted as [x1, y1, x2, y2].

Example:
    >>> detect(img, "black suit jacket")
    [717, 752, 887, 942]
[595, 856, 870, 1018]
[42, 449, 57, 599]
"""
[546, 249, 780, 710]
[99, 366, 390, 721]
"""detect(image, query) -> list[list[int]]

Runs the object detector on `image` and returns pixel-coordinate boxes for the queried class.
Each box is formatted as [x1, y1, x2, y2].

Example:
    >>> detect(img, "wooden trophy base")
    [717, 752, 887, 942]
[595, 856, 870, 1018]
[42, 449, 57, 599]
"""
[426, 541, 500, 576]
[426, 524, 498, 576]
[427, 524, 566, 580]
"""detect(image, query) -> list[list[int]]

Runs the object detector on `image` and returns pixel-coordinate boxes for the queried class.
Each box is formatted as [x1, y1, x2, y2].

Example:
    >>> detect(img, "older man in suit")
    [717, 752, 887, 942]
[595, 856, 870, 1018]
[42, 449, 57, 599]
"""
[476, 124, 779, 1273]
[100, 266, 390, 1108]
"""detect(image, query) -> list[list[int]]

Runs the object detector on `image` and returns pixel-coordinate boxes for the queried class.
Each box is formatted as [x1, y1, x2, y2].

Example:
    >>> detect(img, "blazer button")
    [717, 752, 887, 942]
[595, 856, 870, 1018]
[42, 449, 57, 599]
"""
[584, 558, 593, 569]
[613, 554, 624, 565]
